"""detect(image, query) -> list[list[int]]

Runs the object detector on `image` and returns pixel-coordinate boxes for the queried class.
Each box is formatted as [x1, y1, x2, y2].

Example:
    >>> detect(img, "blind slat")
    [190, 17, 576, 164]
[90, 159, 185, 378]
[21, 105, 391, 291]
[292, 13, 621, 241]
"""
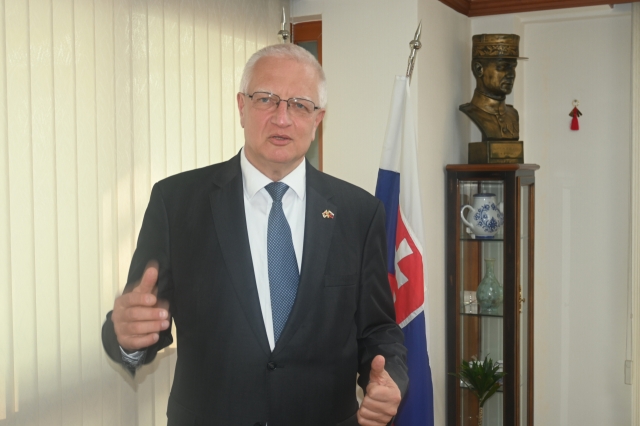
[30, 0, 62, 422]
[0, 0, 14, 421]
[6, 0, 38, 419]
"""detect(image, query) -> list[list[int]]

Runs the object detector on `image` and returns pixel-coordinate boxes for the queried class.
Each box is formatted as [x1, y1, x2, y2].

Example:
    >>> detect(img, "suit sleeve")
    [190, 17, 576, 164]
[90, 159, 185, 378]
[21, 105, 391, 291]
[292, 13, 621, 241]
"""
[356, 201, 409, 396]
[101, 183, 175, 371]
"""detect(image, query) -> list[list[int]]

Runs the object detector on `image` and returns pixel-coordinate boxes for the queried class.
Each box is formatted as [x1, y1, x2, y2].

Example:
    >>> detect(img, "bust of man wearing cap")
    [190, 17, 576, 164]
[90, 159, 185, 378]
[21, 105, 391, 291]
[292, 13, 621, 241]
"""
[460, 34, 526, 141]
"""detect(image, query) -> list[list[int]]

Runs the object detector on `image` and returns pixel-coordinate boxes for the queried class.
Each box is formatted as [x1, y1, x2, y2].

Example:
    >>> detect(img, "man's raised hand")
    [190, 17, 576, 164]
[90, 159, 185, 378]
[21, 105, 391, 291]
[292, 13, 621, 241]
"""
[357, 355, 402, 426]
[112, 261, 170, 352]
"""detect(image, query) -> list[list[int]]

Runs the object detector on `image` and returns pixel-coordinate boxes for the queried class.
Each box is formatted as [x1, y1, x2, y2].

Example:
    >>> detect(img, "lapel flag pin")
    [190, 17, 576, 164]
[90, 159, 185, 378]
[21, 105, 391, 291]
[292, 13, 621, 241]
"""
[322, 210, 335, 219]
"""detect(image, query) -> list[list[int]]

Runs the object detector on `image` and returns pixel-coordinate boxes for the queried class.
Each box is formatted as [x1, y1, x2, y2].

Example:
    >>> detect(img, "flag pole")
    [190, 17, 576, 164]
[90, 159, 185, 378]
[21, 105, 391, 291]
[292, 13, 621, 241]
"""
[278, 7, 290, 43]
[406, 21, 422, 85]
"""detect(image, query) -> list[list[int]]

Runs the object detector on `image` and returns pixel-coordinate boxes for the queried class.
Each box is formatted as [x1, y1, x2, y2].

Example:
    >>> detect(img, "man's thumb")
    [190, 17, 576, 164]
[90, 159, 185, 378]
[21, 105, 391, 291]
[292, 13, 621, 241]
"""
[134, 261, 159, 294]
[370, 355, 387, 380]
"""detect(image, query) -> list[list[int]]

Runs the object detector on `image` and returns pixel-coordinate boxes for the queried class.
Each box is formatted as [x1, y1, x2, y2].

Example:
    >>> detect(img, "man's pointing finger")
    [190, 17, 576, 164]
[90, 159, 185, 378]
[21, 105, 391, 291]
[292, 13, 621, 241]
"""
[133, 261, 159, 294]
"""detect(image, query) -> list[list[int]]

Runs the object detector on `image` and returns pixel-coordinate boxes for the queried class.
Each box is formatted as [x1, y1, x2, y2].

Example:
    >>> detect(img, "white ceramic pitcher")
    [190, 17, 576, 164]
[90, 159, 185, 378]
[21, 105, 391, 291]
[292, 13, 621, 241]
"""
[460, 193, 504, 239]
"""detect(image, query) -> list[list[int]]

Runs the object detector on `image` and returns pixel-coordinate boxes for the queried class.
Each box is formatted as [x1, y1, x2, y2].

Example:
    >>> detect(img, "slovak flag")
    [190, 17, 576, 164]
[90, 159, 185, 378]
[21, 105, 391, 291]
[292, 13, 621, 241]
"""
[375, 76, 435, 426]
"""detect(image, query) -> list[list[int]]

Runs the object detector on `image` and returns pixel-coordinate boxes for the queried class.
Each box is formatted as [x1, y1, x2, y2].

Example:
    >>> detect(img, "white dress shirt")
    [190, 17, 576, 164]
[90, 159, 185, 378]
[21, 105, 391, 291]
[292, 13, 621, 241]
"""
[240, 147, 306, 351]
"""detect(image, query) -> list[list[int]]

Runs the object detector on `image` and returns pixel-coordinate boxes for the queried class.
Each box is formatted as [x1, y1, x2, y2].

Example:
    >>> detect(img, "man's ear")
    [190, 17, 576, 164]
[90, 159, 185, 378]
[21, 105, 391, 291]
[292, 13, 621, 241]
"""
[313, 109, 325, 132]
[472, 60, 484, 78]
[237, 92, 246, 128]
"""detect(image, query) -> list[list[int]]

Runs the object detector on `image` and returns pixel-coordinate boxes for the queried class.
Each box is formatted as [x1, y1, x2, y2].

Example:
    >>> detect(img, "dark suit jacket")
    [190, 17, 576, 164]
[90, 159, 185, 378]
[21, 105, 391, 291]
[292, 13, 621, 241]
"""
[102, 153, 408, 426]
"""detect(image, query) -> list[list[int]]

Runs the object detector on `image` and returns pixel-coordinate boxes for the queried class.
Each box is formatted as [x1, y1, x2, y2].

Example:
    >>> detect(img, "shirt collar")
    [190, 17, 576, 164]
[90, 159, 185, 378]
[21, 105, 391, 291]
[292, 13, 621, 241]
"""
[240, 147, 306, 200]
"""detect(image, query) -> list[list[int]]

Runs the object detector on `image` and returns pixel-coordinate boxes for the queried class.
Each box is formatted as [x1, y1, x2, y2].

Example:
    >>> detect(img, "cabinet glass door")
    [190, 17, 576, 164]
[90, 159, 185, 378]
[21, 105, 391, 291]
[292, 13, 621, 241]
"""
[459, 180, 505, 426]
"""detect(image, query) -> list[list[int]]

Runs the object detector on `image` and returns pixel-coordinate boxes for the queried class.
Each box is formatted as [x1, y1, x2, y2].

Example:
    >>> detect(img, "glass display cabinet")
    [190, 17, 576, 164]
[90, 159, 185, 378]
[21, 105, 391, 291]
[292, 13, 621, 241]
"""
[445, 164, 539, 426]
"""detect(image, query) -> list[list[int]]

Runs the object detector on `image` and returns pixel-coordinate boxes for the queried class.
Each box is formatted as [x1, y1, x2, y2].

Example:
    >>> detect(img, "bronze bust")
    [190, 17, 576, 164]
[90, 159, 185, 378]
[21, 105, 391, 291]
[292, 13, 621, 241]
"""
[460, 34, 526, 142]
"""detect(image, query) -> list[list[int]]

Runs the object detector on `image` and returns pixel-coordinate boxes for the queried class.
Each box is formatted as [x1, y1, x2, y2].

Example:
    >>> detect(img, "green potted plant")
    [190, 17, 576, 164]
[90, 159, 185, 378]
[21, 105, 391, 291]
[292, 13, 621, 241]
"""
[450, 356, 506, 426]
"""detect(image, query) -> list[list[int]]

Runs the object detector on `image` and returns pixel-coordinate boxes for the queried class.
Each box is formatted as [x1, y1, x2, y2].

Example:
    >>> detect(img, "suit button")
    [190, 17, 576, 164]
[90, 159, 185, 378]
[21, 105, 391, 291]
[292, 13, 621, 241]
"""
[267, 362, 276, 371]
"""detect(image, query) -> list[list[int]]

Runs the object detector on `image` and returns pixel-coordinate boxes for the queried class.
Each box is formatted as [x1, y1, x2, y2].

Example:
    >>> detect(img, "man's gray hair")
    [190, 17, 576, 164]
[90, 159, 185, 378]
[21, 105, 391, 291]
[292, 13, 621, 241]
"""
[239, 43, 327, 108]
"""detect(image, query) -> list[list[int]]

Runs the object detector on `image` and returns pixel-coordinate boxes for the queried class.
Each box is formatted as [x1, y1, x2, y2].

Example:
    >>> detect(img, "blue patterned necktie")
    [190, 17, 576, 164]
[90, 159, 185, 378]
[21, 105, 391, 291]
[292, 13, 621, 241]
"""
[265, 182, 299, 343]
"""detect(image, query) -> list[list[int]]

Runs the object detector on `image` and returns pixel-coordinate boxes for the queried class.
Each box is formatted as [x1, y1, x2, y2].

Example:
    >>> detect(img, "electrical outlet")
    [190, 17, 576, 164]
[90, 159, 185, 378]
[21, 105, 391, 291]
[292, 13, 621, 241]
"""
[625, 360, 632, 385]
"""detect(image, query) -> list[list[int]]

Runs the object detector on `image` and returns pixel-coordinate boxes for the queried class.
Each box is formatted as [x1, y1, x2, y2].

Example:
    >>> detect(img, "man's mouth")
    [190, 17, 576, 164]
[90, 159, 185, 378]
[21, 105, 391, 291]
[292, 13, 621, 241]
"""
[270, 134, 292, 144]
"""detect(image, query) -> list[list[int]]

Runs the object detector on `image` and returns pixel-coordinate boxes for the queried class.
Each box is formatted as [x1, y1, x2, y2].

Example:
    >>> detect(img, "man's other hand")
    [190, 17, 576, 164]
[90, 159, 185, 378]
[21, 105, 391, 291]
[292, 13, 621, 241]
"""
[112, 261, 170, 352]
[357, 355, 402, 426]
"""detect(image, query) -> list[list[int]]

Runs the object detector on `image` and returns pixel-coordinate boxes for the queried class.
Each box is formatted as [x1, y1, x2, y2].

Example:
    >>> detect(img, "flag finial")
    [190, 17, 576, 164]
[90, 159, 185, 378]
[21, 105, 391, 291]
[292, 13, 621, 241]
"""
[278, 8, 290, 43]
[406, 21, 422, 84]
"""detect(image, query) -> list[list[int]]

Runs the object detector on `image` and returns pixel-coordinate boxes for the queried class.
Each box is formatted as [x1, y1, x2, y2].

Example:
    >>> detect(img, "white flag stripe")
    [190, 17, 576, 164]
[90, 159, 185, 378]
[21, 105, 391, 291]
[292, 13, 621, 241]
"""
[398, 305, 425, 329]
[397, 79, 426, 251]
[379, 76, 407, 172]
[382, 77, 426, 249]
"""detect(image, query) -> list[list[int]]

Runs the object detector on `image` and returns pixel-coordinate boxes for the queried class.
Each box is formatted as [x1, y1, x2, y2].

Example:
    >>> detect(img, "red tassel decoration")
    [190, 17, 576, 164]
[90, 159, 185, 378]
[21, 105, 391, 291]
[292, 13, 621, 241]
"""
[570, 109, 579, 130]
[569, 104, 582, 131]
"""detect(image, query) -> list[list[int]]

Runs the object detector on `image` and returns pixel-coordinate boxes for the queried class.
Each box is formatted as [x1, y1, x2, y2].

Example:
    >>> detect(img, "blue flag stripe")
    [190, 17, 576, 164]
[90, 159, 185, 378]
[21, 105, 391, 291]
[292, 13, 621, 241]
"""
[374, 169, 400, 275]
[394, 312, 435, 426]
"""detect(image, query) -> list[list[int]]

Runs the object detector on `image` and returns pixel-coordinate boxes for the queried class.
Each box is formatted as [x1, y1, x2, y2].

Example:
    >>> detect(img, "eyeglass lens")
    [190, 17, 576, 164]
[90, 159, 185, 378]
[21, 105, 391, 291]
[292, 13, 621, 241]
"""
[250, 92, 316, 115]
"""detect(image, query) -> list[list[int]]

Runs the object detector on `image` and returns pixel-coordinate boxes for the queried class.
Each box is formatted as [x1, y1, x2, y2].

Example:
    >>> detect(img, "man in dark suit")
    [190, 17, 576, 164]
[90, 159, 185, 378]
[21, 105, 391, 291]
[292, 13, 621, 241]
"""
[102, 43, 408, 426]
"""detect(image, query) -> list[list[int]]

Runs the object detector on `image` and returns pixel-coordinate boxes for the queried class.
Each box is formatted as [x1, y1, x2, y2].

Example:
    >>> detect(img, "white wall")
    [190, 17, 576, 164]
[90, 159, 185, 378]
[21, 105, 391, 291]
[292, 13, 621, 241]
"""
[632, 5, 640, 424]
[472, 5, 633, 425]
[292, 1, 470, 425]
[415, 2, 471, 424]
[525, 8, 632, 426]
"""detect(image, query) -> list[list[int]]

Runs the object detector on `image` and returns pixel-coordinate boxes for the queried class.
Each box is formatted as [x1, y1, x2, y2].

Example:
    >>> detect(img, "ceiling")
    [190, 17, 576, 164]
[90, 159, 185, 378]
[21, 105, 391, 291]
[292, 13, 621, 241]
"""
[439, 0, 633, 17]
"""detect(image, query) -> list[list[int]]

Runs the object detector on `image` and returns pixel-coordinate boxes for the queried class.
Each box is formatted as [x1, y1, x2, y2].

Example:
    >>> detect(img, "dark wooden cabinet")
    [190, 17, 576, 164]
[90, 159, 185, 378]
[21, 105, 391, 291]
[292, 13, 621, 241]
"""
[439, 0, 632, 17]
[446, 164, 539, 426]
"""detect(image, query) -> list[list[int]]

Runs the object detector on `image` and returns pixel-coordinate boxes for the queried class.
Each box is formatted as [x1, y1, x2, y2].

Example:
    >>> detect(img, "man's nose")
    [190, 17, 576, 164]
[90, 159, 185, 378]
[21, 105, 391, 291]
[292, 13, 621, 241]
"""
[272, 100, 292, 125]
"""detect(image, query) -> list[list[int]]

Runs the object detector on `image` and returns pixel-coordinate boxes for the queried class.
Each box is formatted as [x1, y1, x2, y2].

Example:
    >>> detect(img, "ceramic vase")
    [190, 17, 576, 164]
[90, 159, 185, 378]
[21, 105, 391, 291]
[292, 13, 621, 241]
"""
[476, 259, 503, 314]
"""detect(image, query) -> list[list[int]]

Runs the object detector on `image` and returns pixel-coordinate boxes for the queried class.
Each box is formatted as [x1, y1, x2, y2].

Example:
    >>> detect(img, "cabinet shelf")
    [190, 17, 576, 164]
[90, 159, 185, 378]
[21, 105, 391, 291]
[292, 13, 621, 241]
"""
[460, 312, 504, 318]
[460, 382, 504, 393]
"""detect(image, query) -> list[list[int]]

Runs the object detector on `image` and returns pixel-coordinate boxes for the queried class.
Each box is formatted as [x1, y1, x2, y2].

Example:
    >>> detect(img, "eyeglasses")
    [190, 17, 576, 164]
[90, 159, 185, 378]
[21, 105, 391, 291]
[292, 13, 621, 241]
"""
[243, 92, 320, 117]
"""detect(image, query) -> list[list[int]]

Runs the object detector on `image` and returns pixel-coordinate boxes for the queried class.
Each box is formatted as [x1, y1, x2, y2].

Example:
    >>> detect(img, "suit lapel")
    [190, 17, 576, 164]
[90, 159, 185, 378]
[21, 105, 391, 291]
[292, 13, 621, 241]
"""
[209, 155, 271, 356]
[273, 164, 336, 355]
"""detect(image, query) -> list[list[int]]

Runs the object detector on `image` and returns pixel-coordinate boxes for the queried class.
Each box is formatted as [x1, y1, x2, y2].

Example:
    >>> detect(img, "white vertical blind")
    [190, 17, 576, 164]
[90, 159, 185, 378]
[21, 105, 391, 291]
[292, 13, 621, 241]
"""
[0, 0, 287, 424]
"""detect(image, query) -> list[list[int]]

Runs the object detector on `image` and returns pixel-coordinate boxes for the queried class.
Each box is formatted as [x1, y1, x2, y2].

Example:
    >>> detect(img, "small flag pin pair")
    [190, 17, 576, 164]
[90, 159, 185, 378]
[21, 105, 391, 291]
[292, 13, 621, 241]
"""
[322, 210, 335, 219]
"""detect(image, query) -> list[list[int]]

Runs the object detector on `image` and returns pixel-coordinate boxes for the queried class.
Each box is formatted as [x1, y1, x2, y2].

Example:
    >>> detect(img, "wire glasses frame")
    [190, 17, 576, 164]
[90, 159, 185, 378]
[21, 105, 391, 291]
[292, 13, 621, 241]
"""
[242, 92, 320, 117]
